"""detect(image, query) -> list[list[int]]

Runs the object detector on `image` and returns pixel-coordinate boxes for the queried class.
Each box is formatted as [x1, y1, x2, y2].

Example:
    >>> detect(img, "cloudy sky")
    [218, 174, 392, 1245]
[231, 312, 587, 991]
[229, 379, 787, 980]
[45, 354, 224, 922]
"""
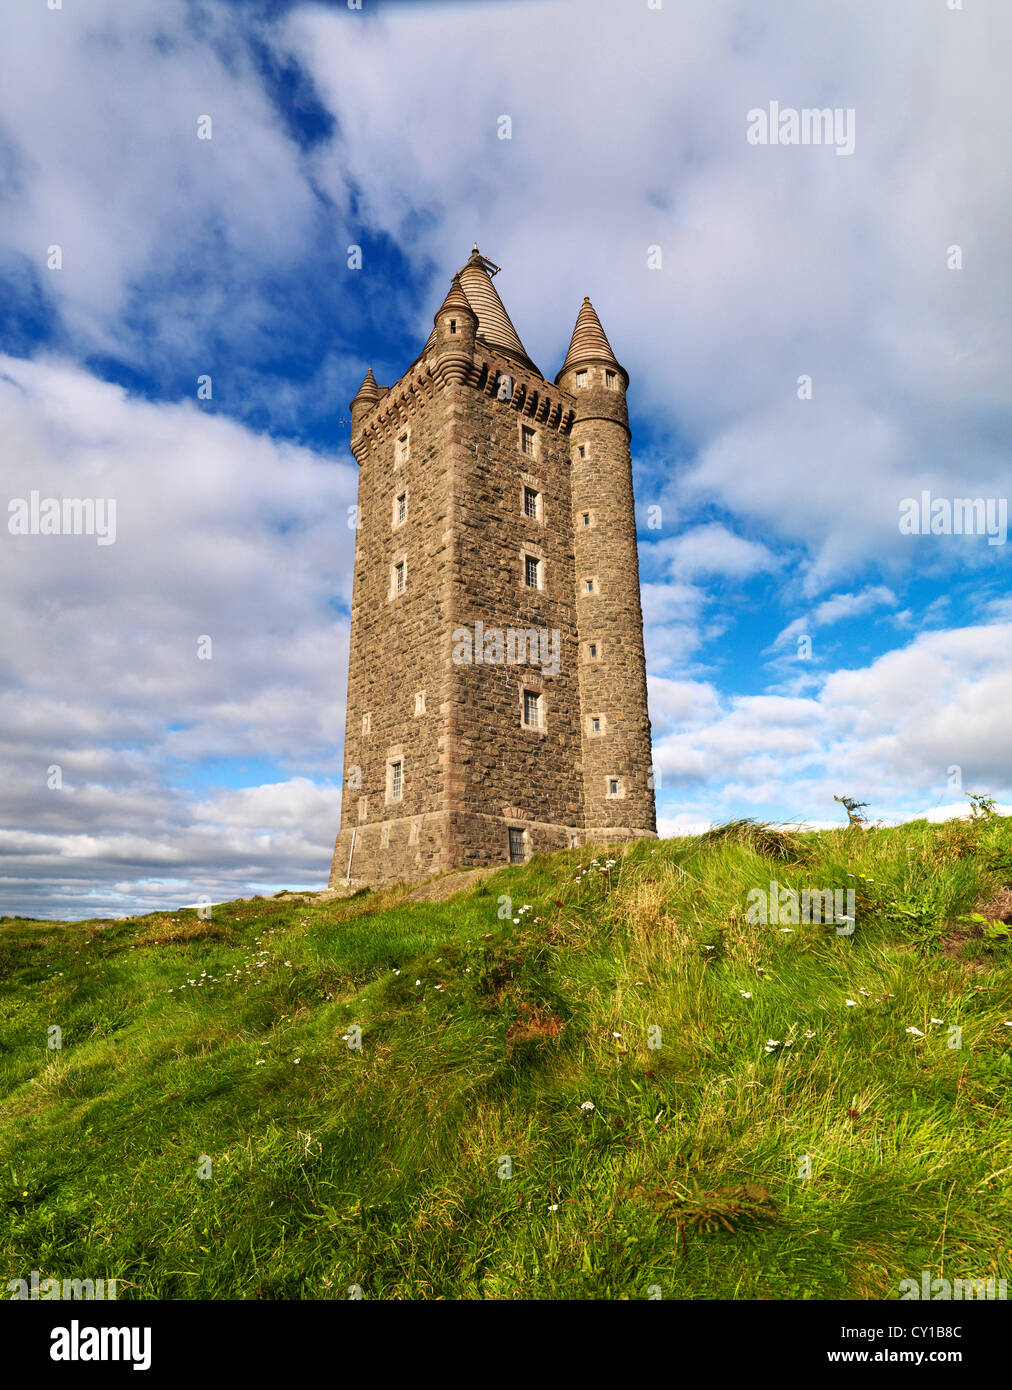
[2, 0, 1009, 920]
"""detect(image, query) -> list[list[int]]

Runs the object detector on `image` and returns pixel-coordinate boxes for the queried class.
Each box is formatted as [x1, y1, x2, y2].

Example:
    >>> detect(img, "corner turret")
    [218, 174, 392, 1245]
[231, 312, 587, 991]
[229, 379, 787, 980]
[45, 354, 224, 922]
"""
[349, 366, 381, 432]
[429, 274, 477, 384]
[556, 297, 629, 433]
[561, 297, 655, 838]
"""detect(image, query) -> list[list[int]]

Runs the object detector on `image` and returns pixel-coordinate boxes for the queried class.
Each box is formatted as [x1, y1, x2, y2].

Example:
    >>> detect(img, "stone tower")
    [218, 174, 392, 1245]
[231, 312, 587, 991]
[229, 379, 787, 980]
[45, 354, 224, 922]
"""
[329, 247, 656, 888]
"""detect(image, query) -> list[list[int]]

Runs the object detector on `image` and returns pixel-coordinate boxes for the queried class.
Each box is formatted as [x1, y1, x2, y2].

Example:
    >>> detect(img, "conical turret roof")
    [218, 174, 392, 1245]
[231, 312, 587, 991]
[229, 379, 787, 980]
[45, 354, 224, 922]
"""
[424, 246, 539, 373]
[351, 366, 380, 405]
[555, 297, 626, 384]
[434, 273, 476, 322]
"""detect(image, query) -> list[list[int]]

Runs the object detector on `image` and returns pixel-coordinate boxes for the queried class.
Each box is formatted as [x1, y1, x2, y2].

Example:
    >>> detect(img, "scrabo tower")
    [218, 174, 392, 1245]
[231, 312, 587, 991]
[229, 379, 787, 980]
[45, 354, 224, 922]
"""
[330, 246, 655, 887]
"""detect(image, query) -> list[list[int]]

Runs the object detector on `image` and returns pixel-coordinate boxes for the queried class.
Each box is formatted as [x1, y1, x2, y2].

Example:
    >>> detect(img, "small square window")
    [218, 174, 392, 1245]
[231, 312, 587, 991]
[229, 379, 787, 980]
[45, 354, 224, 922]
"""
[523, 690, 541, 728]
[605, 370, 616, 388]
[521, 426, 535, 456]
[575, 370, 587, 389]
[396, 492, 407, 525]
[390, 761, 402, 799]
[524, 555, 540, 589]
[508, 827, 526, 863]
[524, 486, 539, 520]
[395, 560, 406, 594]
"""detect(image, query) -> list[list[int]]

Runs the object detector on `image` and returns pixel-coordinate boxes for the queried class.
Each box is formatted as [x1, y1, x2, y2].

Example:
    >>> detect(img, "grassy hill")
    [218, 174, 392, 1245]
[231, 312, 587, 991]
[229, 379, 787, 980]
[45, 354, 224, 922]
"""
[3, 816, 1012, 1300]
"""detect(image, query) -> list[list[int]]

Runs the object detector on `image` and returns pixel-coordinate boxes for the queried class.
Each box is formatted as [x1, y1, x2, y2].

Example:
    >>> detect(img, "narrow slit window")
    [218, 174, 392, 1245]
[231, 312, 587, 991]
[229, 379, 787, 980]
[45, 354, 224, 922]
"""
[390, 761, 402, 799]
[395, 560, 406, 594]
[396, 492, 407, 524]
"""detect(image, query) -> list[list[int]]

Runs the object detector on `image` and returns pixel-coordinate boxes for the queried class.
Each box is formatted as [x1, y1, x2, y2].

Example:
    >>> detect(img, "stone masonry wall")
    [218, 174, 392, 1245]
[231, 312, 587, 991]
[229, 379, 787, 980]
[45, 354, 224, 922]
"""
[331, 313, 656, 888]
[330, 366, 451, 886]
[444, 347, 585, 861]
[563, 365, 656, 836]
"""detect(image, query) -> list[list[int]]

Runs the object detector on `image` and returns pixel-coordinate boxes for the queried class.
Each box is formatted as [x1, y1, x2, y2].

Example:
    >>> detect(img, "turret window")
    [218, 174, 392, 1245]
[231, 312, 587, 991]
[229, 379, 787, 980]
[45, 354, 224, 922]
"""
[449, 319, 457, 334]
[577, 445, 587, 460]
[581, 512, 590, 527]
[575, 370, 587, 389]
[605, 370, 617, 389]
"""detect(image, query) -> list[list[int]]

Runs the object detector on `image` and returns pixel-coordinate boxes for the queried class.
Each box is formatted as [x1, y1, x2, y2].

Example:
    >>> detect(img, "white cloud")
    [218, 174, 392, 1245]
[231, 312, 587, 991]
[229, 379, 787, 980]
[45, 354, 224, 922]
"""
[0, 356, 353, 917]
[648, 522, 780, 581]
[1, 0, 320, 361]
[654, 620, 1012, 825]
[771, 584, 898, 650]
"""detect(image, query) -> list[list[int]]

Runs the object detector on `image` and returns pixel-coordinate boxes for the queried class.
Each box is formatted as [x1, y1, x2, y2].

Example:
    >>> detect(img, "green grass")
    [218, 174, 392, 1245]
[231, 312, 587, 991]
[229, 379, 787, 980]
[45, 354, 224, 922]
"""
[2, 816, 1012, 1300]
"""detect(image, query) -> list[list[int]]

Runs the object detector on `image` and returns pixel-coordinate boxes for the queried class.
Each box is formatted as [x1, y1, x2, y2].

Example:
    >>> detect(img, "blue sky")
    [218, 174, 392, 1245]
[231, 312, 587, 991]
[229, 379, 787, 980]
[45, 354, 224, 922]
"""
[1, 0, 1010, 919]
